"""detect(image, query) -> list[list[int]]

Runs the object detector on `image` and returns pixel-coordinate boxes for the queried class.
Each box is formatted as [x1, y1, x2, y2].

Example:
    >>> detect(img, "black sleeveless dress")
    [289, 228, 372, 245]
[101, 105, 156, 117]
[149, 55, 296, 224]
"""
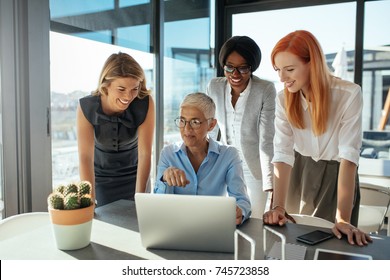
[79, 95, 149, 207]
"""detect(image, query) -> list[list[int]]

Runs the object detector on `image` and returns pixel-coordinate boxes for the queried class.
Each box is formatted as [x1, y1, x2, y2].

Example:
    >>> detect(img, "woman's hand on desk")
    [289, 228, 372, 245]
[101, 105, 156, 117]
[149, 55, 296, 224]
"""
[262, 206, 288, 226]
[332, 221, 373, 246]
[236, 206, 243, 225]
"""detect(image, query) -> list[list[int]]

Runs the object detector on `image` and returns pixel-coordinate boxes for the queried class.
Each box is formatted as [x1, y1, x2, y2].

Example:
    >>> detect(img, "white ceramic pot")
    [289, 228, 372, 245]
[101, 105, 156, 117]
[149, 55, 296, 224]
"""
[48, 204, 95, 250]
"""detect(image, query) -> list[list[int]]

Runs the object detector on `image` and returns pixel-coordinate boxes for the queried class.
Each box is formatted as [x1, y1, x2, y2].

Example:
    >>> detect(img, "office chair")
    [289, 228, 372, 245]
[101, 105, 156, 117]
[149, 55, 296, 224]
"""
[358, 182, 390, 235]
[0, 212, 48, 241]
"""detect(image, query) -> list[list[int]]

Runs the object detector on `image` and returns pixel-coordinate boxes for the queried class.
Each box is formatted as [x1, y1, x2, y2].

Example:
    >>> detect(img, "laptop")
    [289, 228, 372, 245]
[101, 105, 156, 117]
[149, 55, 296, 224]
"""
[134, 193, 236, 253]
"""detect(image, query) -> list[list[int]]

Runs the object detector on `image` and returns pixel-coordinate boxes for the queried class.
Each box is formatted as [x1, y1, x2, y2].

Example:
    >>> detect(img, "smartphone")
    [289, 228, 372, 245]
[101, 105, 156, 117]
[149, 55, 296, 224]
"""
[296, 230, 334, 245]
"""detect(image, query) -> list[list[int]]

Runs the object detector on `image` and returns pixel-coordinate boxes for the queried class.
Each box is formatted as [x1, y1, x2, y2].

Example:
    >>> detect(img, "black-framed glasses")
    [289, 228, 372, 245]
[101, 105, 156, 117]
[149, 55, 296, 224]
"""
[223, 65, 251, 74]
[174, 117, 212, 129]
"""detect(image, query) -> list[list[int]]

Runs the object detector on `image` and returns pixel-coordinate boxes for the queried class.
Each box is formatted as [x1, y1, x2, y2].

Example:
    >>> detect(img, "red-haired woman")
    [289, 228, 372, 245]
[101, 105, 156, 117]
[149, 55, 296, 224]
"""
[263, 30, 372, 246]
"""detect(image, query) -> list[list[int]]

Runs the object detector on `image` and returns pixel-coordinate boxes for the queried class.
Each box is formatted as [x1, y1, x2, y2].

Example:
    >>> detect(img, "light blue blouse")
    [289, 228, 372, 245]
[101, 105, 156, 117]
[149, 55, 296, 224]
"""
[154, 137, 252, 222]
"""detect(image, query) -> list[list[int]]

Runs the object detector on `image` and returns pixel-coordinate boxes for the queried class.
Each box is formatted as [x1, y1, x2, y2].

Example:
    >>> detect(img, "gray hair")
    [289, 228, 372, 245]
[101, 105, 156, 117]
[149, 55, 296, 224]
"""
[180, 92, 215, 119]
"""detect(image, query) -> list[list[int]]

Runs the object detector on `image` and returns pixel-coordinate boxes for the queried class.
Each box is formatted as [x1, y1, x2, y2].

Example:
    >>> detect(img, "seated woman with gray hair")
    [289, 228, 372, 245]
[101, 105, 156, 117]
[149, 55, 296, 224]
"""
[154, 92, 251, 225]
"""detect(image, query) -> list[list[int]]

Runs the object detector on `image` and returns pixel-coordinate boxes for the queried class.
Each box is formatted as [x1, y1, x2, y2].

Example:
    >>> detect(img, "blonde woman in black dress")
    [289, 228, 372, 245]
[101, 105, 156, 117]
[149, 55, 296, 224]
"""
[77, 52, 155, 207]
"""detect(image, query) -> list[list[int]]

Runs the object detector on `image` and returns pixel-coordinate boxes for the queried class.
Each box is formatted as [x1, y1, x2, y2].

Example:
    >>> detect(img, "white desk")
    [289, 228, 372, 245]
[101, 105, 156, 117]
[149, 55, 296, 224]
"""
[1, 200, 390, 260]
[0, 212, 160, 260]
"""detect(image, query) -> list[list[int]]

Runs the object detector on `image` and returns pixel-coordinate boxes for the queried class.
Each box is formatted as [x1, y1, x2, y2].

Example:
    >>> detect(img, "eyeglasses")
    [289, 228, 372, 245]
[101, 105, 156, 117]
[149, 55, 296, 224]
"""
[174, 117, 212, 129]
[223, 65, 251, 74]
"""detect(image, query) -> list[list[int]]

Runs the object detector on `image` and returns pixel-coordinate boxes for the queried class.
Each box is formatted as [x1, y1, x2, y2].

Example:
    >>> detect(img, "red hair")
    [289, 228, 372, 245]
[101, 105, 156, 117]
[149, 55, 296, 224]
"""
[271, 30, 332, 136]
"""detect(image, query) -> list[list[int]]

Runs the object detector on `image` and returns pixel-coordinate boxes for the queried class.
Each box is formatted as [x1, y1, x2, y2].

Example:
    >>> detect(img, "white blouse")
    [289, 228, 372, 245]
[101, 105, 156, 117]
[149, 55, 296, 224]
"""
[224, 79, 252, 155]
[272, 77, 363, 167]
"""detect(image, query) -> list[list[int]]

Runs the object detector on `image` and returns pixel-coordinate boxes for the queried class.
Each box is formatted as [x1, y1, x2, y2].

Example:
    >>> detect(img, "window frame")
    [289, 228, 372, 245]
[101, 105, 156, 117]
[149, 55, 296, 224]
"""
[0, 0, 52, 218]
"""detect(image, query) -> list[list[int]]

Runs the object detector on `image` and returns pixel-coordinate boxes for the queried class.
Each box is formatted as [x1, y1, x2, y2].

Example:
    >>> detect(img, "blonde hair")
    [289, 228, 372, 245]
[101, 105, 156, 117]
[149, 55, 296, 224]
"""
[271, 30, 332, 136]
[93, 52, 151, 98]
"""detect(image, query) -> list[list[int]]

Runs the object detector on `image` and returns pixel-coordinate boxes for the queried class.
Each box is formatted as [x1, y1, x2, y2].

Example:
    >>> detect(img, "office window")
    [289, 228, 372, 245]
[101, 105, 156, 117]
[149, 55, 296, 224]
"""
[232, 2, 356, 93]
[49, 0, 114, 17]
[50, 1, 153, 187]
[49, 0, 213, 188]
[118, 25, 150, 53]
[163, 2, 215, 145]
[50, 1, 152, 50]
[363, 0, 390, 130]
[50, 32, 153, 186]
[119, 0, 149, 8]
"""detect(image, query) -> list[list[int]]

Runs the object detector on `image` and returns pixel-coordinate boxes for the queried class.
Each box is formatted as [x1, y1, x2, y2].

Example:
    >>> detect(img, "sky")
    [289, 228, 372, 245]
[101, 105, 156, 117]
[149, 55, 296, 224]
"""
[49, 32, 153, 93]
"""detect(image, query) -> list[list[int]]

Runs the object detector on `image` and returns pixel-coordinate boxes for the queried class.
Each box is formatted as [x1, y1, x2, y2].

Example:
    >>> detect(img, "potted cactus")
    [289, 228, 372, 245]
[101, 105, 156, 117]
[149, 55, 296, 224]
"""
[47, 181, 95, 250]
